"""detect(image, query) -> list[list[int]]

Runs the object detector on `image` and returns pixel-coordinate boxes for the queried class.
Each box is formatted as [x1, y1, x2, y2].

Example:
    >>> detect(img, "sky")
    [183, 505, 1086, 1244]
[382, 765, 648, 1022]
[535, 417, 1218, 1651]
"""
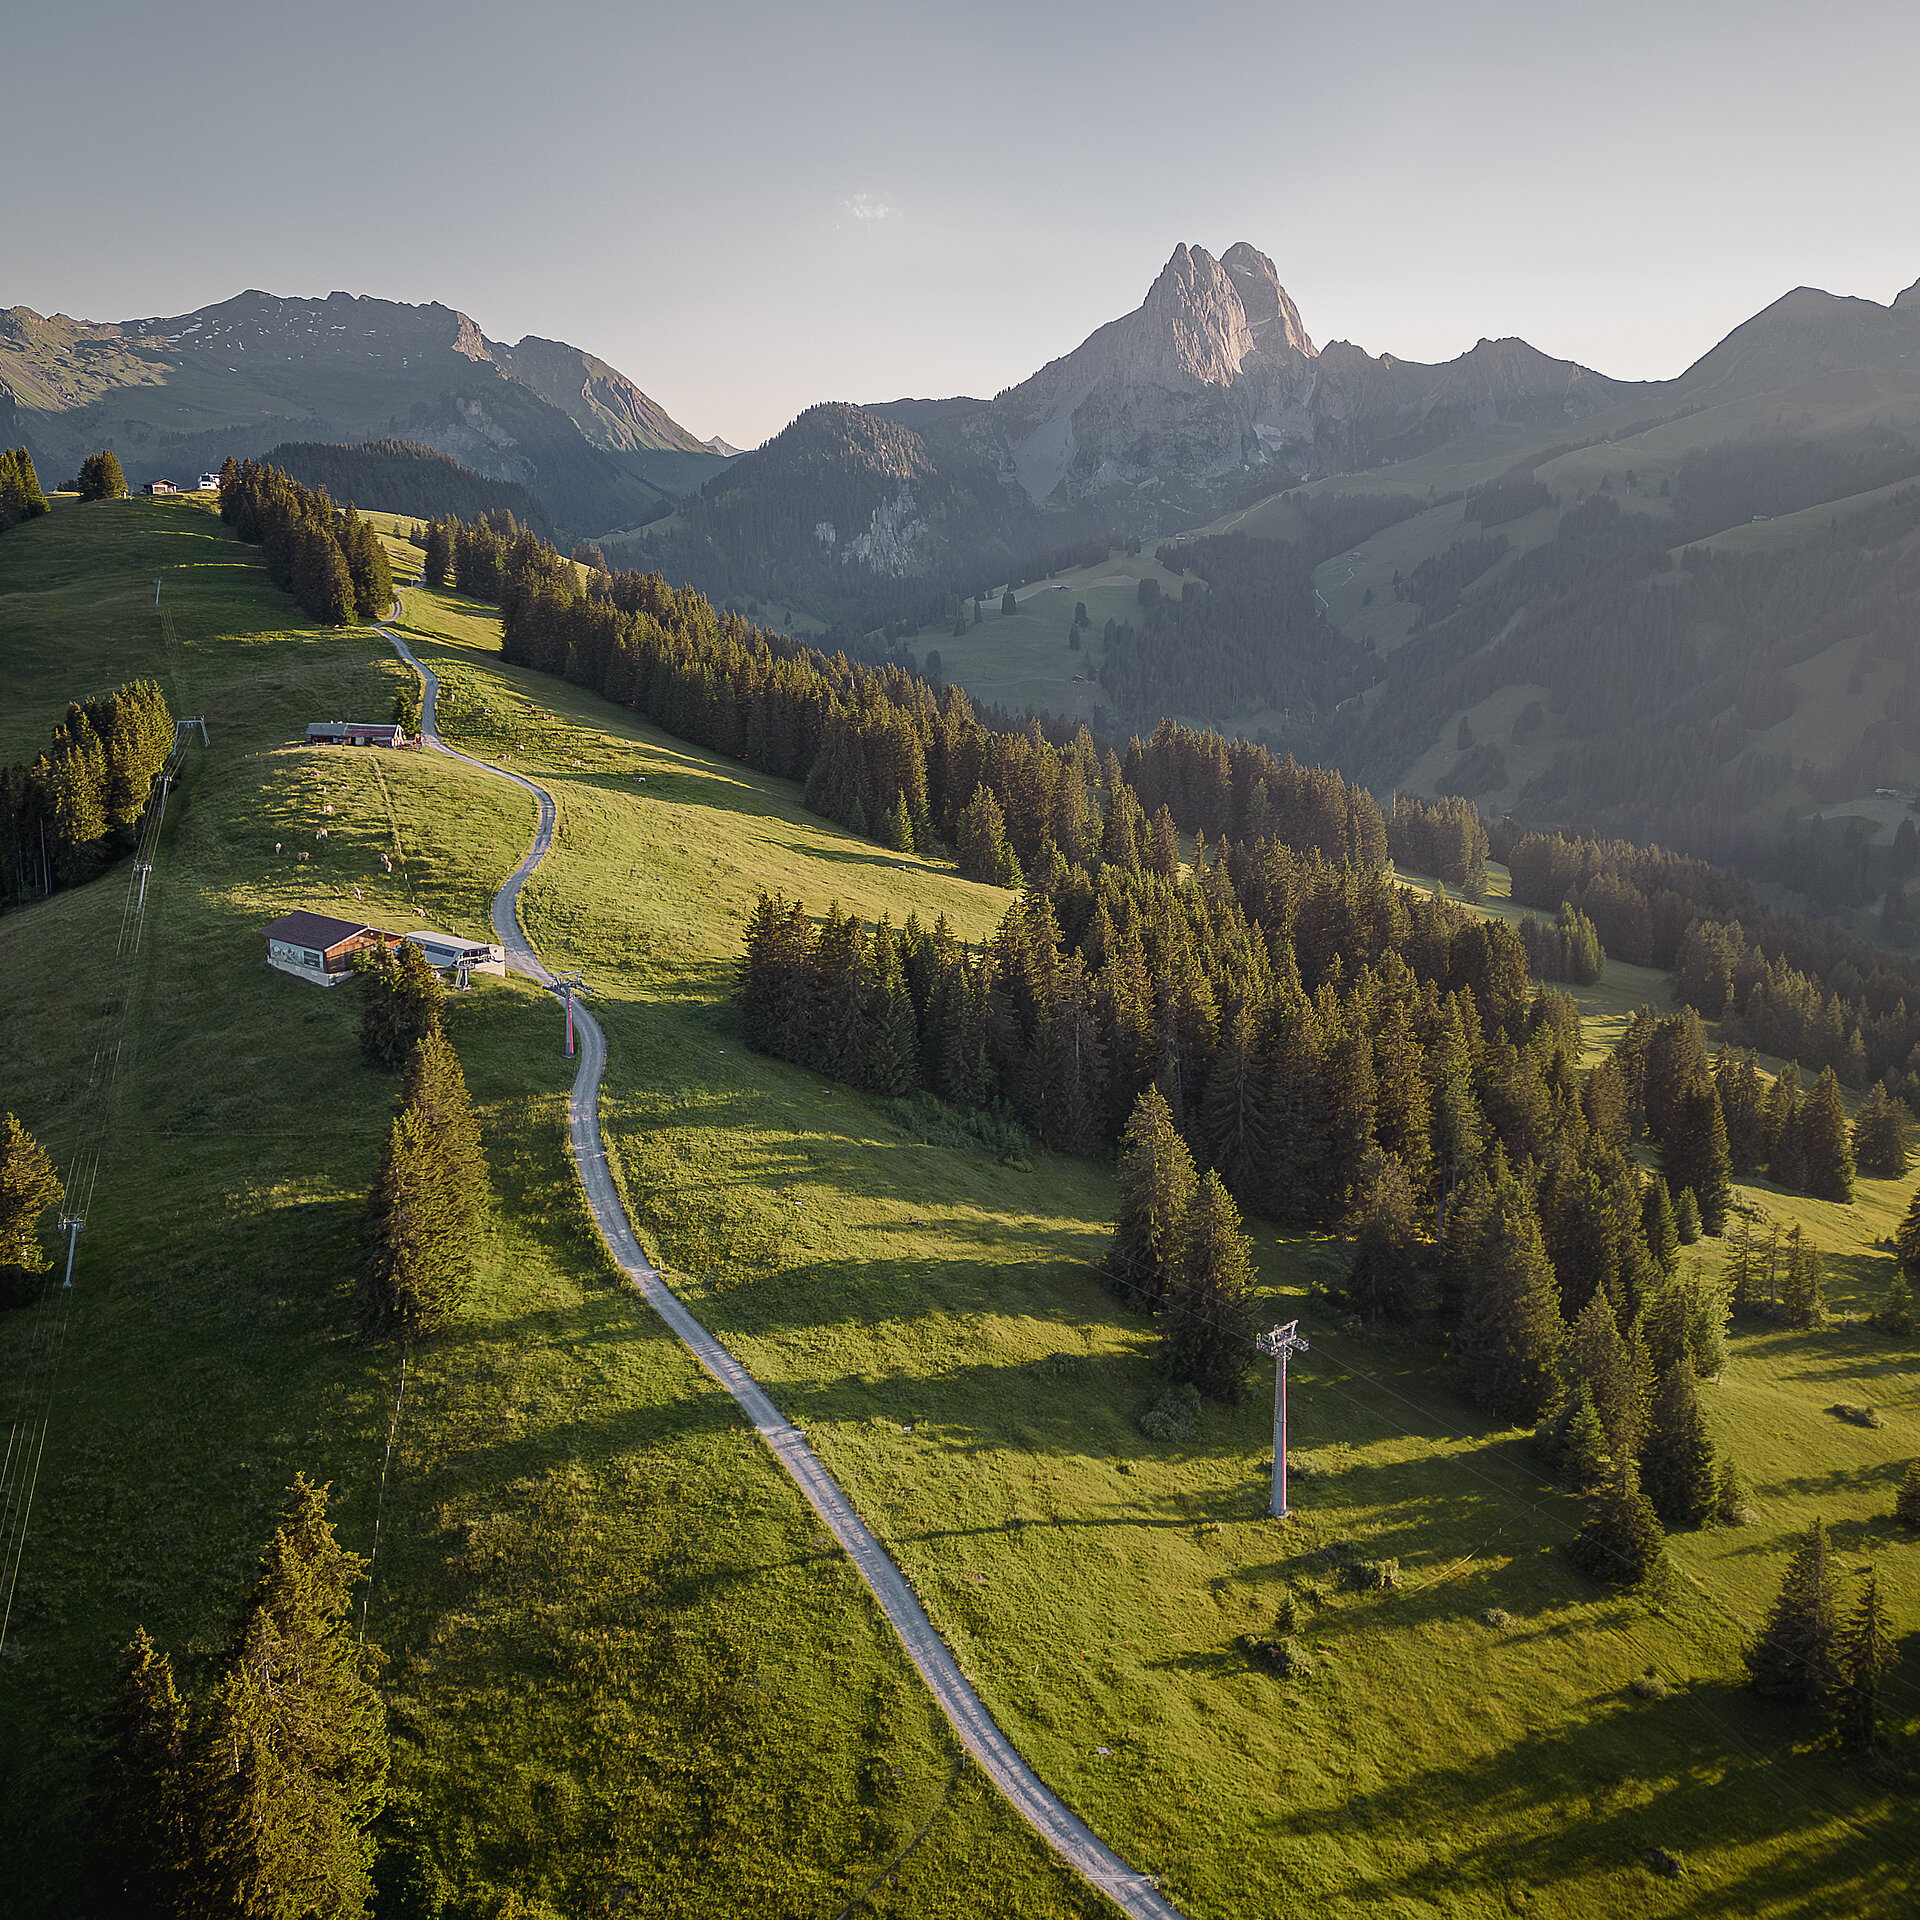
[7, 0, 1920, 447]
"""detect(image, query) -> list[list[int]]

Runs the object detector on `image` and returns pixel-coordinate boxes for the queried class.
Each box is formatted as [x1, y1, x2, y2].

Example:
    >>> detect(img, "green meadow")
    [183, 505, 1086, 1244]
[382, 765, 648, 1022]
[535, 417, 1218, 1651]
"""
[2, 494, 1916, 1917]
[384, 581, 1920, 1917]
[0, 497, 1104, 1919]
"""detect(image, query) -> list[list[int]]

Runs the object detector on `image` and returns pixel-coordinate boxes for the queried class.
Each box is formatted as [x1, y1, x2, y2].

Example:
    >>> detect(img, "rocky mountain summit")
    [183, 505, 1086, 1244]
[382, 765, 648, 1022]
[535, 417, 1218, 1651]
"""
[934, 241, 1641, 512]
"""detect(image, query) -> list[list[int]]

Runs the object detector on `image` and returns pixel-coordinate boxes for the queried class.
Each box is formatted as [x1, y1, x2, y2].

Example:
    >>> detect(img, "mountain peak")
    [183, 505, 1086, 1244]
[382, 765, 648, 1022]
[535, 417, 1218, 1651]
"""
[1220, 242, 1316, 358]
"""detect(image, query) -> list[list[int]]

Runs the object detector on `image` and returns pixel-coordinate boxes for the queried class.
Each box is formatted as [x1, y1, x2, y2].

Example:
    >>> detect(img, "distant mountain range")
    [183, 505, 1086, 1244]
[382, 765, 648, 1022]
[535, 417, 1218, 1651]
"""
[0, 290, 730, 536]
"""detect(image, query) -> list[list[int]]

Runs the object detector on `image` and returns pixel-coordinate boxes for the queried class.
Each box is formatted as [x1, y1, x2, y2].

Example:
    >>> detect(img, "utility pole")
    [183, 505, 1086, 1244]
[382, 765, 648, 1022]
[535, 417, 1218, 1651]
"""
[134, 862, 153, 911]
[57, 1214, 85, 1290]
[1260, 1320, 1310, 1518]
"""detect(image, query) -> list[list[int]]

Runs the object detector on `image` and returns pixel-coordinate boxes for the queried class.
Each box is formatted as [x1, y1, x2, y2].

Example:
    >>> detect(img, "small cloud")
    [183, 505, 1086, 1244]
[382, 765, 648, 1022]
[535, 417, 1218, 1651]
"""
[840, 192, 896, 225]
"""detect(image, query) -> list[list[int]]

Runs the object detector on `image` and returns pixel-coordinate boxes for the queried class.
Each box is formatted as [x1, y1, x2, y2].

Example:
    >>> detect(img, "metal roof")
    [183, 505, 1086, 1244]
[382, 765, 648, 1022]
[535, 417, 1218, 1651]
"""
[259, 910, 382, 953]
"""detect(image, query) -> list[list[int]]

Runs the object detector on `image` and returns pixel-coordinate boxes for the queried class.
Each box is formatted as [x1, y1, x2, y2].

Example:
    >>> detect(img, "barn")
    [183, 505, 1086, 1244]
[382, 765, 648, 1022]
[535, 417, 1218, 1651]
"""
[260, 911, 393, 987]
[305, 721, 410, 748]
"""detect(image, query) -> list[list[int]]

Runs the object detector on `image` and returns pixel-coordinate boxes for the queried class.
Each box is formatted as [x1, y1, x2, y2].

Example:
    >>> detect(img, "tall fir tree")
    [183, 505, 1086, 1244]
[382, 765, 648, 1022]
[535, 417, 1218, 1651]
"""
[1344, 1148, 1424, 1324]
[1641, 1361, 1718, 1530]
[1641, 1175, 1679, 1275]
[1162, 1170, 1256, 1402]
[354, 940, 444, 1070]
[1111, 1088, 1196, 1308]
[1838, 1568, 1898, 1754]
[1454, 1172, 1564, 1424]
[186, 1478, 389, 1917]
[1663, 1080, 1732, 1235]
[358, 1105, 471, 1339]
[1851, 1082, 1908, 1179]
[1798, 1067, 1855, 1203]
[1570, 1457, 1667, 1587]
[1745, 1516, 1843, 1718]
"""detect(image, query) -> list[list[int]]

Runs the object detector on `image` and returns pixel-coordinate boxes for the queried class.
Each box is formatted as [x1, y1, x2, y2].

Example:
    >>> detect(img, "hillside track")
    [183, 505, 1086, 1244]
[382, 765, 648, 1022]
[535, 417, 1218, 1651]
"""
[382, 615, 1182, 1920]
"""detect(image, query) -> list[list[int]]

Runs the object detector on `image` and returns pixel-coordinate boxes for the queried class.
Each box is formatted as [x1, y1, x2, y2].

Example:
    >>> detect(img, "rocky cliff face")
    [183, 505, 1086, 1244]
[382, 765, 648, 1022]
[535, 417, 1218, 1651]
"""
[947, 242, 1640, 516]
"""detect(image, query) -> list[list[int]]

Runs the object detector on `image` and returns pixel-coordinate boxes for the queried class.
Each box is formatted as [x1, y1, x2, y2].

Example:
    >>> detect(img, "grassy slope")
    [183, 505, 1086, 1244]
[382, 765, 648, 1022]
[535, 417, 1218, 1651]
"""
[0, 498, 1106, 1919]
[384, 590, 1920, 1918]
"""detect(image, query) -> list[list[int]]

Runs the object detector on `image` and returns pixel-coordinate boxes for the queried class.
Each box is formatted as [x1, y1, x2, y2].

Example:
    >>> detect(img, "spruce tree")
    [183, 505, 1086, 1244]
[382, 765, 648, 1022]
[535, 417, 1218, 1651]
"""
[1563, 1289, 1647, 1466]
[862, 923, 920, 1097]
[1745, 1517, 1843, 1718]
[77, 450, 128, 500]
[1715, 1458, 1753, 1525]
[1851, 1082, 1908, 1179]
[1454, 1173, 1564, 1424]
[956, 785, 1022, 888]
[1663, 1082, 1731, 1234]
[1673, 1187, 1701, 1245]
[399, 1029, 486, 1221]
[1838, 1568, 1898, 1754]
[1766, 1065, 1805, 1189]
[90, 1626, 190, 1916]
[1570, 1457, 1667, 1588]
[359, 1106, 470, 1338]
[187, 1478, 389, 1917]
[1898, 1185, 1920, 1281]
[1780, 1224, 1824, 1328]
[1641, 1175, 1679, 1274]
[1874, 1264, 1915, 1336]
[354, 940, 444, 1070]
[1162, 1170, 1255, 1402]
[1799, 1068, 1855, 1203]
[1344, 1148, 1424, 1324]
[1641, 1361, 1718, 1530]
[1537, 1383, 1611, 1489]
[1146, 804, 1181, 881]
[0, 1110, 63, 1307]
[1110, 1087, 1196, 1307]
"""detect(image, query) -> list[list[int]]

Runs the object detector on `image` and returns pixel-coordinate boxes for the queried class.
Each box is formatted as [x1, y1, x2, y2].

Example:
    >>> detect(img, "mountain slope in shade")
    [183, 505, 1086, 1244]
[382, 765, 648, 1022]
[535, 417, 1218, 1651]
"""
[0, 289, 724, 534]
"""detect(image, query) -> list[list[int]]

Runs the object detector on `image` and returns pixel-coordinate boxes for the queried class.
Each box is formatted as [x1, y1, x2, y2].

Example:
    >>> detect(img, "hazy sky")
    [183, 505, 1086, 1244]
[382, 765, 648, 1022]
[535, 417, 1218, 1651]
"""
[8, 0, 1919, 446]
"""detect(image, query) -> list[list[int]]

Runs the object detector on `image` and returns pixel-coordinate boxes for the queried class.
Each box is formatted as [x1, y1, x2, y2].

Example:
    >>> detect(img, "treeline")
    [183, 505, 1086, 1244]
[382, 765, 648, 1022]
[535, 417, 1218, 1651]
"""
[89, 1478, 388, 1916]
[0, 445, 50, 531]
[1385, 792, 1489, 896]
[263, 439, 562, 544]
[0, 679, 174, 904]
[1519, 903, 1604, 986]
[1502, 824, 1920, 1093]
[1099, 532, 1368, 733]
[431, 510, 1391, 878]
[217, 458, 393, 627]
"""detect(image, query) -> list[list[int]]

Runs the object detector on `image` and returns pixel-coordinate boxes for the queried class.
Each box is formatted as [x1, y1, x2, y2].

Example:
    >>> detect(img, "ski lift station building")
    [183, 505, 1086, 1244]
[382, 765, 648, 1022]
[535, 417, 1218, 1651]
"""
[306, 720, 411, 748]
[261, 912, 506, 987]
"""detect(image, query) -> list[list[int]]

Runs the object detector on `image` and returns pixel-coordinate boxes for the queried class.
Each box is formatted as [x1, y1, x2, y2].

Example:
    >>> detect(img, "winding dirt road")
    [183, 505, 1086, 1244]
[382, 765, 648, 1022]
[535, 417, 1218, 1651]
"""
[384, 619, 1183, 1920]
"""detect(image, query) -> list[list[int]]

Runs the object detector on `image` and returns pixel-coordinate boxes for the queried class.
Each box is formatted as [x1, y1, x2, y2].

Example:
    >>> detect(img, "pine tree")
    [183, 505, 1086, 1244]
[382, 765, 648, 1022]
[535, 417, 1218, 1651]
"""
[1570, 1457, 1667, 1587]
[1663, 1081, 1731, 1234]
[186, 1478, 389, 1916]
[1766, 1065, 1805, 1189]
[359, 1106, 471, 1338]
[0, 1110, 63, 1306]
[1746, 1517, 1843, 1719]
[1454, 1173, 1564, 1424]
[423, 519, 452, 589]
[398, 1028, 485, 1222]
[1780, 1224, 1824, 1328]
[1537, 1383, 1611, 1489]
[1874, 1264, 1915, 1336]
[1641, 1361, 1718, 1530]
[1893, 1460, 1920, 1528]
[77, 450, 128, 500]
[1641, 1175, 1679, 1274]
[1563, 1289, 1648, 1466]
[1344, 1148, 1424, 1324]
[1899, 1185, 1920, 1282]
[1673, 1187, 1702, 1245]
[956, 785, 1022, 887]
[1851, 1082, 1908, 1180]
[862, 923, 920, 1097]
[1110, 1087, 1196, 1307]
[90, 1626, 190, 1916]
[1715, 1458, 1753, 1525]
[1838, 1568, 1898, 1754]
[1162, 1170, 1255, 1402]
[1146, 804, 1181, 881]
[1799, 1068, 1855, 1203]
[354, 940, 444, 1069]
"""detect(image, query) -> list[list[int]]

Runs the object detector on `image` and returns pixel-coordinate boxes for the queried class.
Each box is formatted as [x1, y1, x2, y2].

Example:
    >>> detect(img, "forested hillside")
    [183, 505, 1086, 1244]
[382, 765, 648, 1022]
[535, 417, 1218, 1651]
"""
[261, 439, 561, 544]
